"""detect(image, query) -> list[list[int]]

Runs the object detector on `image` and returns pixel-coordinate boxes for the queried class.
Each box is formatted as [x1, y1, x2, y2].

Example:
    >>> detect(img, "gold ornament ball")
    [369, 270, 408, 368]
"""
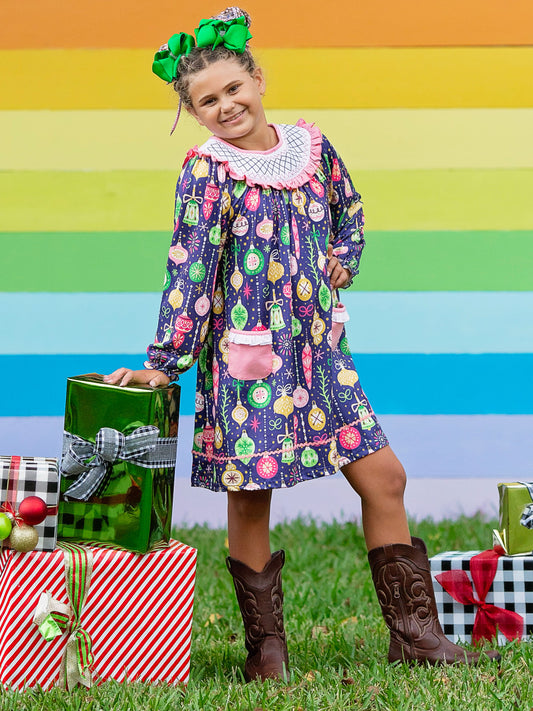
[9, 524, 39, 552]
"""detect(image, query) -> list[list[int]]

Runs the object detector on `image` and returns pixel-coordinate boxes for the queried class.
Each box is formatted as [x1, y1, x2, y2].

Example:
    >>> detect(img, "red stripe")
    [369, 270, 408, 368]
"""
[95, 570, 195, 679]
[86, 545, 195, 682]
[7, 456, 21, 507]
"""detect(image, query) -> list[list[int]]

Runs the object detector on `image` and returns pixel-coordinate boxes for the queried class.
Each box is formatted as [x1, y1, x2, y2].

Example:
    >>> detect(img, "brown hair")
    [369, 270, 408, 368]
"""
[173, 7, 256, 109]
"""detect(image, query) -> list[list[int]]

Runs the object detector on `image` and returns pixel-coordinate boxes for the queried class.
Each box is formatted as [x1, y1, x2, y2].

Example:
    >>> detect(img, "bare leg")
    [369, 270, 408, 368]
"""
[227, 489, 272, 572]
[341, 445, 411, 550]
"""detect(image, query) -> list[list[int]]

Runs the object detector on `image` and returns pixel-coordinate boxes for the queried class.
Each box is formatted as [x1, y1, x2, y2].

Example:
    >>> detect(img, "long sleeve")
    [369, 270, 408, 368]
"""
[323, 137, 365, 287]
[145, 156, 228, 379]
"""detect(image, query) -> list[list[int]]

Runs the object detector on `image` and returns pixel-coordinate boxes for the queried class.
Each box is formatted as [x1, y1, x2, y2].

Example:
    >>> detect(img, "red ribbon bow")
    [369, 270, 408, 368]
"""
[435, 548, 523, 644]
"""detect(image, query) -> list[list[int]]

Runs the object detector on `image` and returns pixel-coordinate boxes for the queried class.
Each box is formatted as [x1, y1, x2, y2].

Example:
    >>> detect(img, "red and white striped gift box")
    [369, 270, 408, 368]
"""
[0, 539, 196, 691]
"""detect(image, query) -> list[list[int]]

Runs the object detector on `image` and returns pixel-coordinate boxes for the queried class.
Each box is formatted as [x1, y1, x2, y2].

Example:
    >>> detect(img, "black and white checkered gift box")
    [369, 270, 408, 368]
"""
[430, 550, 533, 645]
[0, 456, 59, 551]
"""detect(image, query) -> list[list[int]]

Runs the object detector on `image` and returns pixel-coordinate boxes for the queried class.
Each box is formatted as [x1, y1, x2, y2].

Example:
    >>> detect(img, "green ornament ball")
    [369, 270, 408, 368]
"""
[0, 513, 12, 540]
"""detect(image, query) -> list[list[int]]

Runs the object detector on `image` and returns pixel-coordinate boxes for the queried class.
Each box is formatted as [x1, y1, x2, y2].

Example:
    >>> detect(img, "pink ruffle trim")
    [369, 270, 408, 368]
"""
[184, 120, 323, 190]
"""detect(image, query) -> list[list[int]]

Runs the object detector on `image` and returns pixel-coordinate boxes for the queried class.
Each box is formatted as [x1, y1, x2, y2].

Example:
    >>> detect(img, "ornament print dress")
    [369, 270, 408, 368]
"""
[146, 120, 389, 492]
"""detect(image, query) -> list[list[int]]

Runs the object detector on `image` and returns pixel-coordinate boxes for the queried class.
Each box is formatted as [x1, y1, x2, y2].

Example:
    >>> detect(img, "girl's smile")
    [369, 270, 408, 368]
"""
[187, 60, 277, 151]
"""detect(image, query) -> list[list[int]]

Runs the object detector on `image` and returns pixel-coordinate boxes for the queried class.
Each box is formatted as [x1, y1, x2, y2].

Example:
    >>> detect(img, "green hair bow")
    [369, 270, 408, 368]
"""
[152, 17, 252, 83]
[152, 32, 195, 83]
[195, 17, 252, 52]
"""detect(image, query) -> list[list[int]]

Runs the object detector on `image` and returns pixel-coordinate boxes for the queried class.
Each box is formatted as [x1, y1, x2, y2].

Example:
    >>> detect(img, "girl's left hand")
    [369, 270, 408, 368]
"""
[327, 244, 352, 289]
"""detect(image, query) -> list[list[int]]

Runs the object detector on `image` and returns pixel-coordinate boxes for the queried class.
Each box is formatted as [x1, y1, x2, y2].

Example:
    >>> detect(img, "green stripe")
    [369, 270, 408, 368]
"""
[2, 230, 531, 292]
[354, 230, 533, 291]
[1, 169, 532, 232]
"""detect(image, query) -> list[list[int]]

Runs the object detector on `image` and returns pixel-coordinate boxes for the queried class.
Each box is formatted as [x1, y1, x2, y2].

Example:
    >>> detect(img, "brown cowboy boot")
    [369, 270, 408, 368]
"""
[226, 549, 289, 682]
[368, 537, 501, 664]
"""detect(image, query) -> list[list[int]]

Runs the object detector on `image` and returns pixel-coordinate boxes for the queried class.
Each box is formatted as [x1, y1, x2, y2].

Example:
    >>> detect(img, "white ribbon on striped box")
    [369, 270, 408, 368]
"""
[0, 539, 196, 691]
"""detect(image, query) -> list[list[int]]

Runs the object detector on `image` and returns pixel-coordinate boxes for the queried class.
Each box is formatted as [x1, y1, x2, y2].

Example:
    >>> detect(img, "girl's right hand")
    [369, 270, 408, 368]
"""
[103, 368, 170, 388]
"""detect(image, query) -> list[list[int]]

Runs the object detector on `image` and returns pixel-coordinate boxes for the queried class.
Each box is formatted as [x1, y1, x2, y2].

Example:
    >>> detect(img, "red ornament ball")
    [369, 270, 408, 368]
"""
[18, 496, 48, 526]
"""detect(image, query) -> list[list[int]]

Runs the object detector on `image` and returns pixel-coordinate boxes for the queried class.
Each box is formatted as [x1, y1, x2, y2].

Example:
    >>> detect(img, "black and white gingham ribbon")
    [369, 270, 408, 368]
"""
[519, 482, 533, 530]
[60, 427, 177, 501]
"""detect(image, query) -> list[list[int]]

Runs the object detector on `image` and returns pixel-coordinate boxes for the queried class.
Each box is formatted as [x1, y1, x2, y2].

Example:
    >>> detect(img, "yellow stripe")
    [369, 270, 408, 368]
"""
[2, 109, 533, 171]
[2, 48, 533, 109]
[2, 169, 531, 232]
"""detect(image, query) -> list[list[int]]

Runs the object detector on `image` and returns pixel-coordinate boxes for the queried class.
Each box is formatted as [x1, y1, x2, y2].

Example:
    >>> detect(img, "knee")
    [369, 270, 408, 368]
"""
[228, 489, 272, 522]
[382, 461, 407, 501]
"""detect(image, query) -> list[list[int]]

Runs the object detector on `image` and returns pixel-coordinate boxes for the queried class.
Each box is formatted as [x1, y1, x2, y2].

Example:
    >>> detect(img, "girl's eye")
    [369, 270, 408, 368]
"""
[228, 84, 240, 94]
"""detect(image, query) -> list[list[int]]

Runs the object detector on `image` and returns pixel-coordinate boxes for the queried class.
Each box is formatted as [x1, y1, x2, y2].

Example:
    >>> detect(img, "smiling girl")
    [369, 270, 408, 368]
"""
[105, 6, 498, 681]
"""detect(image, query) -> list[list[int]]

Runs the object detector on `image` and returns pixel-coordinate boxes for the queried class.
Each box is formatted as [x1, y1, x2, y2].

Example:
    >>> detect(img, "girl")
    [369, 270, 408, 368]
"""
[105, 7, 498, 681]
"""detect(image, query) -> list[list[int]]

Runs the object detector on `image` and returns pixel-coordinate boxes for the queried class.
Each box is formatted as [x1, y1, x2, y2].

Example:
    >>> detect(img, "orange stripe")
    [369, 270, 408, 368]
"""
[2, 0, 533, 48]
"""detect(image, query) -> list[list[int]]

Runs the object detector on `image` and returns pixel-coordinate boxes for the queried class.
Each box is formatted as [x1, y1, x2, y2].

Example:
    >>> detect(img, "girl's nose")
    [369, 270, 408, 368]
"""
[220, 95, 235, 113]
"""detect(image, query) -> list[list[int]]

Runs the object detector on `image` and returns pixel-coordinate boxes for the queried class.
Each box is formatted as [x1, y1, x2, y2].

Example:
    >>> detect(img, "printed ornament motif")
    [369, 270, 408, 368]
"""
[232, 396, 249, 427]
[318, 280, 332, 312]
[308, 402, 326, 431]
[274, 386, 294, 417]
[338, 426, 361, 450]
[213, 287, 224, 314]
[291, 189, 306, 215]
[235, 430, 256, 464]
[169, 240, 188, 266]
[230, 264, 243, 292]
[292, 384, 309, 409]
[231, 297, 248, 330]
[244, 245, 264, 276]
[337, 368, 358, 387]
[297, 274, 313, 301]
[183, 187, 202, 226]
[256, 219, 274, 240]
[300, 446, 319, 468]
[221, 462, 244, 489]
[192, 158, 209, 179]
[279, 426, 295, 464]
[245, 187, 261, 211]
[202, 423, 215, 461]
[311, 311, 326, 345]
[232, 214, 249, 236]
[195, 294, 210, 317]
[267, 295, 285, 331]
[256, 455, 278, 480]
[189, 260, 206, 283]
[308, 198, 325, 222]
[356, 403, 375, 430]
[302, 341, 313, 389]
[168, 286, 184, 310]
[247, 381, 272, 409]
[209, 225, 222, 245]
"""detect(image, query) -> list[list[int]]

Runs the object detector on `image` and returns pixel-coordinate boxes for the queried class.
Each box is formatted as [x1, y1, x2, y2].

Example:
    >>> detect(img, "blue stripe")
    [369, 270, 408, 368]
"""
[2, 292, 533, 354]
[1, 353, 531, 416]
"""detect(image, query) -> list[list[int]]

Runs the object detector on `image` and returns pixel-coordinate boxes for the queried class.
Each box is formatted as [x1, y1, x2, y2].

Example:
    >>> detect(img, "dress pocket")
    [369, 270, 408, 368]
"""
[228, 328, 274, 380]
[331, 303, 350, 350]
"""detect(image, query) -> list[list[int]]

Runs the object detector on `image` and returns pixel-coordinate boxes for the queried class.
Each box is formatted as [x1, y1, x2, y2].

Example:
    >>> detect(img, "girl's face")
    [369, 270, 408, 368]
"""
[187, 59, 274, 151]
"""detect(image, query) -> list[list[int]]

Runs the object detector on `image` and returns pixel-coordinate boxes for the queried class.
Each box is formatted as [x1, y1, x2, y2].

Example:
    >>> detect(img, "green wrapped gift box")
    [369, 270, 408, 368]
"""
[58, 374, 180, 554]
[495, 482, 533, 556]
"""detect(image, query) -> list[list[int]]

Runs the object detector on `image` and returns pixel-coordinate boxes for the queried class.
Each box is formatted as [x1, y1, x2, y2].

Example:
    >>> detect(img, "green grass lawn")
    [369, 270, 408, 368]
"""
[4, 515, 533, 710]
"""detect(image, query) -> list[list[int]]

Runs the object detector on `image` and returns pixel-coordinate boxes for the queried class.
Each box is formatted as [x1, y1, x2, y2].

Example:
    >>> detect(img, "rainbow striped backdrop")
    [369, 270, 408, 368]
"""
[1, 0, 532, 520]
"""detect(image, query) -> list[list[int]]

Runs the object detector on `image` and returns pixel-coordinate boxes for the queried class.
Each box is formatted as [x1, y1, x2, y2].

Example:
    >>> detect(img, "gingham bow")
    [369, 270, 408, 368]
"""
[61, 426, 177, 501]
